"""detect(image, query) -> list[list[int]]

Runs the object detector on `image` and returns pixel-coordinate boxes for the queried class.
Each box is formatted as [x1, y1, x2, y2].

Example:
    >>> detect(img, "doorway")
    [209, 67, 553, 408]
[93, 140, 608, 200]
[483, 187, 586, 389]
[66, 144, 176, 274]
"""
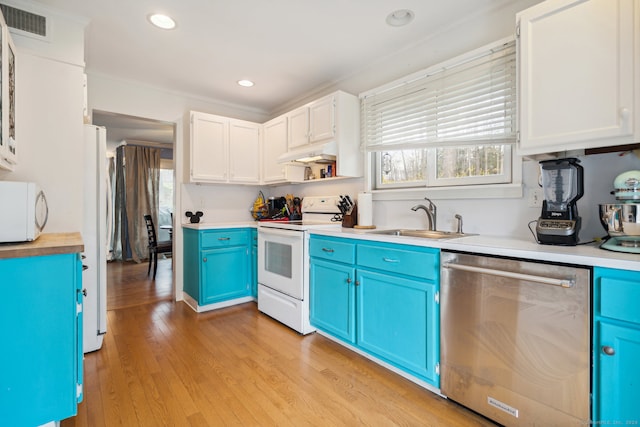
[92, 110, 176, 310]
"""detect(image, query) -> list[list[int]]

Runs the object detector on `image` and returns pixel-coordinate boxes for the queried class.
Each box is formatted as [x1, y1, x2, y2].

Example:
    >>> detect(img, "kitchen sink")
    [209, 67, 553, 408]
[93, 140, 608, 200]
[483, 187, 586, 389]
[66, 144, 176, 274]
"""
[366, 229, 467, 239]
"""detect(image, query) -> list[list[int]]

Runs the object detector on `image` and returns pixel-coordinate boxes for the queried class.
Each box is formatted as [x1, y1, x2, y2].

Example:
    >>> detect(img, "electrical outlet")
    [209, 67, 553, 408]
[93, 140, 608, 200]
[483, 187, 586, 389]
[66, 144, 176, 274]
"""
[528, 188, 543, 208]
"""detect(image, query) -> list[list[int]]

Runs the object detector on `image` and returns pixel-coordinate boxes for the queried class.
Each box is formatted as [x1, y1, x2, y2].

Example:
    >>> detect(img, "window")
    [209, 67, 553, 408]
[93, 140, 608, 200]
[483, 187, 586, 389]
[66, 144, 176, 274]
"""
[361, 38, 517, 191]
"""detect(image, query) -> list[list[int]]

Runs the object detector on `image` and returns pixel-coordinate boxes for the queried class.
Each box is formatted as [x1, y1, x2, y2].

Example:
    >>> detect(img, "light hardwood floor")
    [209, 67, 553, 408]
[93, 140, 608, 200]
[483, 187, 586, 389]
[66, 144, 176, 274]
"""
[62, 259, 496, 426]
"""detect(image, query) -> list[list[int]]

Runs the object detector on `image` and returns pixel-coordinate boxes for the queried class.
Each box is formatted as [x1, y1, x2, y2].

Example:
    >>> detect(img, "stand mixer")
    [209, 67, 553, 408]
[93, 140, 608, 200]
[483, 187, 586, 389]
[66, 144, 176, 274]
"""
[599, 170, 640, 253]
[536, 158, 584, 246]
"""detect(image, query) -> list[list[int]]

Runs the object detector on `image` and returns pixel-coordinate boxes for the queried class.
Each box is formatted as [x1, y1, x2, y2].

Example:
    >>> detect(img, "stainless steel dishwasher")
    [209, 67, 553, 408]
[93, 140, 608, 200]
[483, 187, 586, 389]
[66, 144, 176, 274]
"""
[440, 251, 591, 426]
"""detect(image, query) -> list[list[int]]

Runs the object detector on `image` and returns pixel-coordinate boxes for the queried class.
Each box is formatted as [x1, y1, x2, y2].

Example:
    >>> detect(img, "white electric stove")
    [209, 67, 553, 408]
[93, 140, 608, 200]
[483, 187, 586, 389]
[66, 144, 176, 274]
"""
[256, 196, 342, 334]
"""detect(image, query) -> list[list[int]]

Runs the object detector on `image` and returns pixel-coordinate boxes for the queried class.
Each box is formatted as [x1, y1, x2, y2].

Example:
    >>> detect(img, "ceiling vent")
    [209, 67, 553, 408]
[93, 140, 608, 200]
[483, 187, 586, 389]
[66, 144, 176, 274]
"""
[0, 3, 48, 39]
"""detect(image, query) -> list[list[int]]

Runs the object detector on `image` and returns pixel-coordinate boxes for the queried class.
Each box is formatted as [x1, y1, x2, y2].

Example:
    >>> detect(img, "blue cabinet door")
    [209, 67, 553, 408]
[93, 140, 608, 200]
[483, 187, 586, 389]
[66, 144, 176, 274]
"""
[357, 268, 439, 386]
[310, 258, 356, 343]
[251, 229, 257, 298]
[594, 321, 640, 423]
[593, 266, 640, 423]
[0, 253, 82, 426]
[201, 246, 250, 304]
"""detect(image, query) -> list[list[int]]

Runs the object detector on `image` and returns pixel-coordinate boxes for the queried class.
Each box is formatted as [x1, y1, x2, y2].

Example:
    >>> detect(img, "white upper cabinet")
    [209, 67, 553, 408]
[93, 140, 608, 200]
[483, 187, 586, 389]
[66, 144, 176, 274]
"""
[309, 95, 336, 143]
[288, 107, 310, 149]
[517, 0, 637, 156]
[287, 93, 337, 149]
[189, 112, 228, 183]
[187, 111, 260, 184]
[281, 91, 361, 178]
[229, 119, 261, 184]
[263, 115, 288, 182]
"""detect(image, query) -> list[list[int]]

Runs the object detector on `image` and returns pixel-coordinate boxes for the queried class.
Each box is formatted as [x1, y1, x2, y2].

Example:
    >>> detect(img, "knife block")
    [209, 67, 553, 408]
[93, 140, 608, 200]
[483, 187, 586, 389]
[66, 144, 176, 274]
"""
[342, 204, 357, 228]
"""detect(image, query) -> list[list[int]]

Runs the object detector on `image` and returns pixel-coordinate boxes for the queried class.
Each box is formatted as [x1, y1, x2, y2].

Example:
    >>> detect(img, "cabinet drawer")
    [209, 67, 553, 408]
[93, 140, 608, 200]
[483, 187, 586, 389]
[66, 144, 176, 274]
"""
[201, 229, 248, 248]
[596, 267, 640, 325]
[310, 237, 356, 264]
[357, 243, 439, 281]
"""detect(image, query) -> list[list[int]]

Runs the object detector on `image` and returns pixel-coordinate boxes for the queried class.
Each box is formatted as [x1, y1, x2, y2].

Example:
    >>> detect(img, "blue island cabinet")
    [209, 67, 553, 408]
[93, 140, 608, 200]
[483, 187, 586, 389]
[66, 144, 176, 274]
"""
[309, 235, 440, 388]
[0, 251, 83, 426]
[183, 227, 254, 312]
[593, 267, 640, 424]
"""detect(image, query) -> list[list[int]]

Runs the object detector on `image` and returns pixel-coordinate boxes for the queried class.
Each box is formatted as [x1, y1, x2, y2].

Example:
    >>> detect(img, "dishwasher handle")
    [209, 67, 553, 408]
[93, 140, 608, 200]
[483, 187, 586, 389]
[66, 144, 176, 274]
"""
[442, 262, 575, 288]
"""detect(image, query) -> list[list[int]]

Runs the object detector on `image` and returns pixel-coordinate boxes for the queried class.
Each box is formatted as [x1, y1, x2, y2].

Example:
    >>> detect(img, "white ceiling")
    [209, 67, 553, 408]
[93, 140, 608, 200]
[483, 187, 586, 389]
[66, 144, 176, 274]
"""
[27, 0, 536, 144]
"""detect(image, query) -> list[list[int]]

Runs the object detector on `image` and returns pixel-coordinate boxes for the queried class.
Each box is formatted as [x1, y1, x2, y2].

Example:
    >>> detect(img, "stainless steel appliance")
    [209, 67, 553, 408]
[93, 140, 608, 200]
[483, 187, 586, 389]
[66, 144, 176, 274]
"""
[440, 251, 591, 426]
[257, 195, 342, 334]
[536, 158, 584, 245]
[599, 170, 640, 253]
[0, 181, 48, 242]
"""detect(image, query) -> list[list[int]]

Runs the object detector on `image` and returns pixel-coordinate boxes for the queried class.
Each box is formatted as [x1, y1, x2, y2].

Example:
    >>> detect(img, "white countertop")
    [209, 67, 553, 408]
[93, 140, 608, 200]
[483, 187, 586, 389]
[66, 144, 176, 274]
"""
[310, 227, 640, 272]
[182, 221, 257, 230]
[180, 221, 640, 272]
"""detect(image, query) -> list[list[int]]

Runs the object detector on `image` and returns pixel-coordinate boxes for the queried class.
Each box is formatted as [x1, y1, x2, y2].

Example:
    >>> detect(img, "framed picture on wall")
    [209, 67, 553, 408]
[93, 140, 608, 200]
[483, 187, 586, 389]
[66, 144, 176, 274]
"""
[5, 23, 15, 161]
[0, 8, 16, 171]
[0, 11, 5, 162]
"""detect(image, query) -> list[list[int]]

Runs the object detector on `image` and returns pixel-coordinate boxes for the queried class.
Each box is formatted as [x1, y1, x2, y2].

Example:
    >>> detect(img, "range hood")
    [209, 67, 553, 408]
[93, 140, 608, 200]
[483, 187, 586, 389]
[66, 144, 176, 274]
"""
[277, 140, 337, 164]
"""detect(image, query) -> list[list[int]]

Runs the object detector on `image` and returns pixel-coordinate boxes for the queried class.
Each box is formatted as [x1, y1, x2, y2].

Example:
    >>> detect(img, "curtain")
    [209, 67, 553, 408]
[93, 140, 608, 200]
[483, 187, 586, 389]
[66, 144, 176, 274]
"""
[111, 145, 161, 262]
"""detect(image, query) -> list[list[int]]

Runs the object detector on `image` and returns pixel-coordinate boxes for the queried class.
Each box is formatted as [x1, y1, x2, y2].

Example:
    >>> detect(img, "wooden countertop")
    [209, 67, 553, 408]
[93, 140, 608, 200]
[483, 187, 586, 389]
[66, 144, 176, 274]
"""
[0, 232, 84, 259]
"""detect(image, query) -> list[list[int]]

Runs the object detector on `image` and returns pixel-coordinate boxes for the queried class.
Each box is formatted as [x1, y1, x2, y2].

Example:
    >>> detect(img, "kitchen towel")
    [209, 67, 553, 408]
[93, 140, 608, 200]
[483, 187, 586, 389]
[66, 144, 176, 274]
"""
[357, 192, 373, 226]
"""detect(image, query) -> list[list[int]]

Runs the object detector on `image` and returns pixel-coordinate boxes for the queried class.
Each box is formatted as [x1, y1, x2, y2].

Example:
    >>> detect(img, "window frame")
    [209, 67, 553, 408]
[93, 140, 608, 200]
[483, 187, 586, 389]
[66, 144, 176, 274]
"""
[360, 36, 522, 200]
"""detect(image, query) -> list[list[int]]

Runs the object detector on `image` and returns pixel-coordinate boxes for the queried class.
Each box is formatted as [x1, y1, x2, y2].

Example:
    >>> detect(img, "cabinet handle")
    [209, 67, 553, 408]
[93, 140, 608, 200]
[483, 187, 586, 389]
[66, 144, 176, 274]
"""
[620, 107, 630, 120]
[602, 346, 615, 356]
[382, 257, 399, 263]
[355, 280, 360, 286]
[203, 257, 207, 262]
[218, 237, 231, 241]
[322, 247, 334, 253]
[346, 278, 352, 284]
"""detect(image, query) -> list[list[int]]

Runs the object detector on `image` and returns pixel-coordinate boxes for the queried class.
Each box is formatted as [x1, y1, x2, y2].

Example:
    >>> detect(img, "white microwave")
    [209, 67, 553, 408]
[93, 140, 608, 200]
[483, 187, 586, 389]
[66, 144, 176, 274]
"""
[0, 181, 49, 243]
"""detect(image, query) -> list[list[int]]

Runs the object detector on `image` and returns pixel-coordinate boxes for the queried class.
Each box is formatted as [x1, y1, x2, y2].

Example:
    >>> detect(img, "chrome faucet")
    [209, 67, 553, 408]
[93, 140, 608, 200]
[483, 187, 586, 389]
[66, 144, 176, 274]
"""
[454, 214, 463, 234]
[411, 198, 437, 231]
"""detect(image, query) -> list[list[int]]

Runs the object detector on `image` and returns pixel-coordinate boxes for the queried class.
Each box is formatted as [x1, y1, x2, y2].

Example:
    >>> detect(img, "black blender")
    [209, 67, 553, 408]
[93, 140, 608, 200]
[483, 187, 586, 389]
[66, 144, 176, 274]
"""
[536, 158, 584, 245]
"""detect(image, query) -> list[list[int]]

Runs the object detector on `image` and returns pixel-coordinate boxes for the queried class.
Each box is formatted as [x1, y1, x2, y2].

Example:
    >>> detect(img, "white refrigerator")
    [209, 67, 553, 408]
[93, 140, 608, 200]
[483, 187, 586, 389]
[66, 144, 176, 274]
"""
[82, 124, 108, 353]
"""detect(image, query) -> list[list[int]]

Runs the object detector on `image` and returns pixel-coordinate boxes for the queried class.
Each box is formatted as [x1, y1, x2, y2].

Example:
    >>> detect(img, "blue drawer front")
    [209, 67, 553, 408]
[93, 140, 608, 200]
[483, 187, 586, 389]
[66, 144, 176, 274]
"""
[201, 229, 248, 248]
[310, 236, 356, 264]
[357, 243, 439, 281]
[595, 267, 640, 324]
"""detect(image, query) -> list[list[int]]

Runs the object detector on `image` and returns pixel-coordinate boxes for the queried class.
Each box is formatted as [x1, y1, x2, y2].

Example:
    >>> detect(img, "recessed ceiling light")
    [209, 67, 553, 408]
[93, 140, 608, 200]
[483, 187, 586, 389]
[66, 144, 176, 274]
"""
[148, 13, 176, 30]
[237, 79, 255, 87]
[386, 9, 415, 27]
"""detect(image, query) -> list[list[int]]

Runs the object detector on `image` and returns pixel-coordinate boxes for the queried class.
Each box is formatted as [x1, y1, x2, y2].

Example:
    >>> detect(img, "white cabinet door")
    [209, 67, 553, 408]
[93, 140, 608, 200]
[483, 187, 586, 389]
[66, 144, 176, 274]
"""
[518, 0, 635, 155]
[309, 94, 335, 143]
[262, 115, 288, 183]
[229, 120, 260, 184]
[190, 112, 228, 182]
[288, 107, 310, 149]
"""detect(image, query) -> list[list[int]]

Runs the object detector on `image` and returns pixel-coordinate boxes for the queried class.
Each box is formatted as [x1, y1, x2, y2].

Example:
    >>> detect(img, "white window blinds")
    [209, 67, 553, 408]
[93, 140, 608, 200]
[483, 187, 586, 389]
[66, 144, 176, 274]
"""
[361, 39, 516, 151]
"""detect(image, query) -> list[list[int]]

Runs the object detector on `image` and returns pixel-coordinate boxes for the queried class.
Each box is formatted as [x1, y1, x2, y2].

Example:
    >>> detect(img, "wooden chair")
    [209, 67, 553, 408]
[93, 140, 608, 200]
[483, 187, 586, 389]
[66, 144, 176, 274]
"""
[144, 214, 172, 279]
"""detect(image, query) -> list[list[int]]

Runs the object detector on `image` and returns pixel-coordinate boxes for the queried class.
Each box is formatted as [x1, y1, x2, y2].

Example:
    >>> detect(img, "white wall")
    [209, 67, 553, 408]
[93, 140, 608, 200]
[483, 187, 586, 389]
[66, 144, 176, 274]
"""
[371, 153, 640, 243]
[0, 4, 86, 234]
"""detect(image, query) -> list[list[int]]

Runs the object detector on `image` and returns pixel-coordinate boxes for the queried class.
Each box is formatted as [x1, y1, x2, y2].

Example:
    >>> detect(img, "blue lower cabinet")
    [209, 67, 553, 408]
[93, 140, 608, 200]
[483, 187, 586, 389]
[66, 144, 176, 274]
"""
[201, 246, 249, 304]
[0, 253, 83, 426]
[593, 267, 640, 423]
[309, 235, 440, 388]
[357, 269, 437, 383]
[251, 229, 257, 298]
[310, 258, 356, 343]
[183, 227, 252, 308]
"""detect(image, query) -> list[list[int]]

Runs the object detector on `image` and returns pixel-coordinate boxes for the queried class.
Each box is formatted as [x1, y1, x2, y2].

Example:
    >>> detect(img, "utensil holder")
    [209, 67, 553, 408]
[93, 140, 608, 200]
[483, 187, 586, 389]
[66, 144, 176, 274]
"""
[342, 204, 357, 228]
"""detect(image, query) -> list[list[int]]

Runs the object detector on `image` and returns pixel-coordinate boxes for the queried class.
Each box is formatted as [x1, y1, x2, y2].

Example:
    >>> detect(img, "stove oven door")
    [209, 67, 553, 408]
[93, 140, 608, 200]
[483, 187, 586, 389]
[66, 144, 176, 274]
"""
[257, 227, 305, 299]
